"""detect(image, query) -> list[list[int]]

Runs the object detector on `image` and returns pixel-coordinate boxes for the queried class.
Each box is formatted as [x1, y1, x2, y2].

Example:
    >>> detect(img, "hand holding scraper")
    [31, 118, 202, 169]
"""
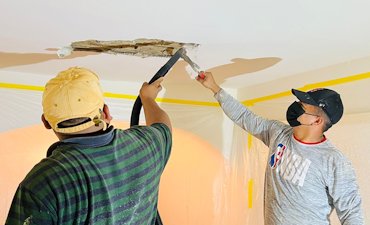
[180, 49, 206, 79]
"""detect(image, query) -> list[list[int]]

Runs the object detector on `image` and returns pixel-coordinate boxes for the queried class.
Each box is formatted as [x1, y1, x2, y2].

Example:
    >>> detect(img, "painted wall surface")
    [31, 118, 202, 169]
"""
[1, 92, 369, 224]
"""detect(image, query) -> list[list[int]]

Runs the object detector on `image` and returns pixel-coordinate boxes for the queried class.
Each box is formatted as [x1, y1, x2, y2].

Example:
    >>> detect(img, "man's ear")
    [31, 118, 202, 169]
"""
[41, 114, 52, 129]
[102, 104, 113, 123]
[314, 116, 324, 126]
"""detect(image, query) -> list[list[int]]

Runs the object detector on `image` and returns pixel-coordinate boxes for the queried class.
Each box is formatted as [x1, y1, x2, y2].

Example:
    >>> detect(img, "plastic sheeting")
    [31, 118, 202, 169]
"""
[1, 87, 369, 224]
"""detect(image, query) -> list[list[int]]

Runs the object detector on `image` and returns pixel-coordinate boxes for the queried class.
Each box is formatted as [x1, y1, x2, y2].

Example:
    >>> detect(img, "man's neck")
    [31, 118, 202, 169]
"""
[56, 125, 109, 141]
[293, 127, 325, 143]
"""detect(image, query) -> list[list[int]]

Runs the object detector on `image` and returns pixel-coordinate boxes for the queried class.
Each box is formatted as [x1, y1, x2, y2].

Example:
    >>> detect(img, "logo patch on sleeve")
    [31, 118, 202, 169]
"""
[269, 143, 286, 169]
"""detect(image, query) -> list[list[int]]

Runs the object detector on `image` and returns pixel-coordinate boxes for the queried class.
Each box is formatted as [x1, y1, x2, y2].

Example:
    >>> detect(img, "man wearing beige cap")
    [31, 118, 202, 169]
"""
[6, 67, 172, 225]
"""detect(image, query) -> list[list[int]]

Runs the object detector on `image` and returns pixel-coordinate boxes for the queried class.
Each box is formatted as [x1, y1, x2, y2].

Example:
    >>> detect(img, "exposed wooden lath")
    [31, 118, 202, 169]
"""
[70, 38, 199, 57]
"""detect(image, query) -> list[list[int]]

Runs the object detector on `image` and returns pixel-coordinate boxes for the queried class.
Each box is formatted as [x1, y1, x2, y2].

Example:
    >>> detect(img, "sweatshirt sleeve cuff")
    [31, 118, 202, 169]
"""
[214, 88, 224, 101]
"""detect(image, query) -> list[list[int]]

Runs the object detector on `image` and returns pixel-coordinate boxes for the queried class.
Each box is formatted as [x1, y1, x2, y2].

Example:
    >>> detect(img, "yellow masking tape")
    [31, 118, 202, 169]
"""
[0, 82, 44, 92]
[242, 71, 370, 106]
[248, 133, 253, 150]
[156, 97, 219, 107]
[103, 92, 138, 100]
[298, 71, 370, 91]
[0, 82, 220, 107]
[1, 71, 369, 106]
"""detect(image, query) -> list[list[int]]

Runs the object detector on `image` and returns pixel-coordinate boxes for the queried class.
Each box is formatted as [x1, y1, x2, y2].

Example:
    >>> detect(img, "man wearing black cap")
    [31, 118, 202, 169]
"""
[197, 72, 364, 224]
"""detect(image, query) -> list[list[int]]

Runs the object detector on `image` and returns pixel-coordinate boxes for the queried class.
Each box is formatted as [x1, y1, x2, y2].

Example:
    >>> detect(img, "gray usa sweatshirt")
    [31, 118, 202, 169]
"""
[215, 89, 364, 225]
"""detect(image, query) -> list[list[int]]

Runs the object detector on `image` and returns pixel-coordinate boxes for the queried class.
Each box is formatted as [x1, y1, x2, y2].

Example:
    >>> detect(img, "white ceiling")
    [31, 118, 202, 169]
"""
[1, 0, 370, 94]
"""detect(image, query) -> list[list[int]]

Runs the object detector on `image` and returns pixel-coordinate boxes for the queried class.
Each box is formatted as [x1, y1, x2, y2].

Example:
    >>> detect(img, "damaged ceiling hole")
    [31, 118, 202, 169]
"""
[64, 38, 199, 58]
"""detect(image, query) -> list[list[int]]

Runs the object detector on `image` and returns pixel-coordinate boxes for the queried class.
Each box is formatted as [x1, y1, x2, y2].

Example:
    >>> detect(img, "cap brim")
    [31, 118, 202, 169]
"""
[291, 89, 318, 106]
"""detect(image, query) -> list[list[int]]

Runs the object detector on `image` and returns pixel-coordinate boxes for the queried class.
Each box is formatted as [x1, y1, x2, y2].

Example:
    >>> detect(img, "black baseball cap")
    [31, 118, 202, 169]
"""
[292, 88, 344, 125]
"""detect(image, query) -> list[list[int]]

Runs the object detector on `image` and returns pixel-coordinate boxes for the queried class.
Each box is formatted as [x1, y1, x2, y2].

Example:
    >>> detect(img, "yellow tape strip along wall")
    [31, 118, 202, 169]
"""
[1, 72, 369, 107]
[242, 71, 370, 106]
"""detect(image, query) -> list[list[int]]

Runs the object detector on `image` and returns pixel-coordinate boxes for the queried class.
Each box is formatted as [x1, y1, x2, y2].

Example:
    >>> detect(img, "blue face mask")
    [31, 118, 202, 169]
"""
[286, 101, 305, 127]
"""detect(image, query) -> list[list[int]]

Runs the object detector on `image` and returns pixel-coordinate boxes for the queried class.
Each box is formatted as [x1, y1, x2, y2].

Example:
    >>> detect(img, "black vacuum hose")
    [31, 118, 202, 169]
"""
[130, 48, 184, 127]
[129, 48, 184, 225]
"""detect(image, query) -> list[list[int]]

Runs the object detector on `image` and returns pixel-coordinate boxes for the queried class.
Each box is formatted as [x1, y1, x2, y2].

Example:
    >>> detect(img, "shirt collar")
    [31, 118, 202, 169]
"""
[61, 126, 115, 147]
[47, 126, 115, 157]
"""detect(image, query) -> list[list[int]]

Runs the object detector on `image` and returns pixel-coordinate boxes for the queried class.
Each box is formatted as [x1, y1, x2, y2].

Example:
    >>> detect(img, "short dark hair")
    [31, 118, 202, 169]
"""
[315, 107, 332, 132]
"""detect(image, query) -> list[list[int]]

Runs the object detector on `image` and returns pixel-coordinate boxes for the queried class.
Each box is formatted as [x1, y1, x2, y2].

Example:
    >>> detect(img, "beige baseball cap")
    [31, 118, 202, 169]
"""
[42, 67, 106, 134]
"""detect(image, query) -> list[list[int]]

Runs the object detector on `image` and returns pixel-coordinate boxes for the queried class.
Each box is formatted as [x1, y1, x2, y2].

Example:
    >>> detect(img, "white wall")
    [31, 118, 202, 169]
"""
[0, 72, 369, 224]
